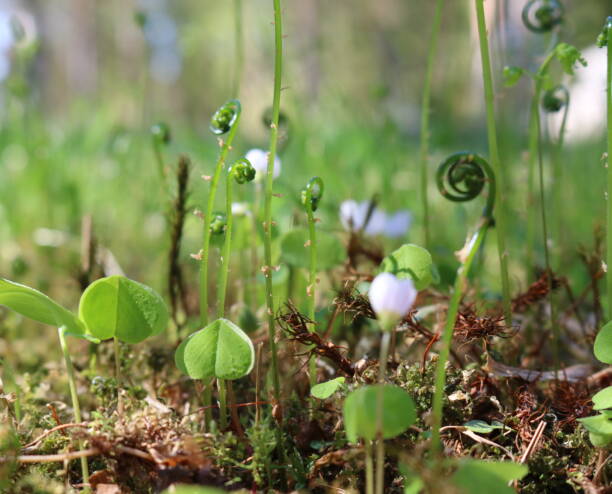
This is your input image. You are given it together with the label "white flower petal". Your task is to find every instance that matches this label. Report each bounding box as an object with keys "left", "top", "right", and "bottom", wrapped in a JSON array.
[
  {"left": 368, "top": 272, "right": 418, "bottom": 325},
  {"left": 384, "top": 210, "right": 412, "bottom": 238}
]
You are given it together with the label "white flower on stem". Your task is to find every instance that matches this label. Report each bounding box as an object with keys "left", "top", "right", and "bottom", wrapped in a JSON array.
[
  {"left": 339, "top": 200, "right": 386, "bottom": 236},
  {"left": 231, "top": 202, "right": 250, "bottom": 216},
  {"left": 384, "top": 210, "right": 412, "bottom": 238},
  {"left": 368, "top": 272, "right": 417, "bottom": 330},
  {"left": 245, "top": 148, "right": 281, "bottom": 183}
]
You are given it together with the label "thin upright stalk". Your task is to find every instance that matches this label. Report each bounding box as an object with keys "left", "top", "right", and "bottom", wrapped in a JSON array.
[
  {"left": 375, "top": 331, "right": 391, "bottom": 494},
  {"left": 218, "top": 176, "right": 235, "bottom": 318},
  {"left": 263, "top": 0, "right": 283, "bottom": 413},
  {"left": 200, "top": 114, "right": 241, "bottom": 327},
  {"left": 113, "top": 337, "right": 123, "bottom": 417},
  {"left": 306, "top": 204, "right": 317, "bottom": 387},
  {"left": 419, "top": 0, "right": 444, "bottom": 248},
  {"left": 365, "top": 440, "right": 374, "bottom": 494},
  {"left": 430, "top": 222, "right": 490, "bottom": 454},
  {"left": 474, "top": 0, "right": 512, "bottom": 324},
  {"left": 233, "top": 0, "right": 244, "bottom": 97},
  {"left": 57, "top": 327, "right": 89, "bottom": 485},
  {"left": 217, "top": 378, "right": 228, "bottom": 430},
  {"left": 606, "top": 24, "right": 612, "bottom": 317}
]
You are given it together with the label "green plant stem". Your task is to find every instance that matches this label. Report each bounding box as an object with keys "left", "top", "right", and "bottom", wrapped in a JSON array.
[
  {"left": 475, "top": 0, "right": 512, "bottom": 324},
  {"left": 551, "top": 96, "right": 569, "bottom": 268},
  {"left": 57, "top": 327, "right": 89, "bottom": 486},
  {"left": 430, "top": 222, "right": 490, "bottom": 455},
  {"left": 152, "top": 140, "right": 167, "bottom": 190},
  {"left": 199, "top": 115, "right": 241, "bottom": 327},
  {"left": 365, "top": 440, "right": 374, "bottom": 494},
  {"left": 217, "top": 173, "right": 237, "bottom": 430},
  {"left": 113, "top": 336, "right": 123, "bottom": 418},
  {"left": 200, "top": 379, "right": 213, "bottom": 431},
  {"left": 526, "top": 100, "right": 538, "bottom": 277},
  {"left": 306, "top": 202, "right": 318, "bottom": 388},
  {"left": 233, "top": 0, "right": 244, "bottom": 97},
  {"left": 218, "top": 177, "right": 234, "bottom": 318},
  {"left": 217, "top": 378, "right": 228, "bottom": 430},
  {"left": 263, "top": 0, "right": 283, "bottom": 414},
  {"left": 419, "top": 0, "right": 444, "bottom": 248},
  {"left": 375, "top": 330, "right": 391, "bottom": 494},
  {"left": 607, "top": 26, "right": 612, "bottom": 318}
]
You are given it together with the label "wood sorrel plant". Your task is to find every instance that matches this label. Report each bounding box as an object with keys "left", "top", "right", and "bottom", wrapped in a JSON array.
[
  {"left": 418, "top": 0, "right": 444, "bottom": 248},
  {"left": 430, "top": 152, "right": 496, "bottom": 455},
  {"left": 301, "top": 176, "right": 324, "bottom": 387},
  {"left": 200, "top": 99, "right": 241, "bottom": 327},
  {"left": 0, "top": 275, "right": 168, "bottom": 486},
  {"left": 350, "top": 272, "right": 417, "bottom": 494},
  {"left": 474, "top": 0, "right": 512, "bottom": 325}
]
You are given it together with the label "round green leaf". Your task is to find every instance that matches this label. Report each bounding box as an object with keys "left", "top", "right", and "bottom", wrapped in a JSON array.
[
  {"left": 311, "top": 377, "right": 345, "bottom": 399},
  {"left": 452, "top": 460, "right": 528, "bottom": 494},
  {"left": 175, "top": 318, "right": 255, "bottom": 381},
  {"left": 592, "top": 386, "right": 612, "bottom": 411},
  {"left": 594, "top": 321, "right": 612, "bottom": 364},
  {"left": 78, "top": 275, "right": 168, "bottom": 344},
  {"left": 343, "top": 384, "right": 416, "bottom": 443},
  {"left": 0, "top": 278, "right": 84, "bottom": 335},
  {"left": 379, "top": 244, "right": 437, "bottom": 290},
  {"left": 280, "top": 228, "right": 346, "bottom": 270}
]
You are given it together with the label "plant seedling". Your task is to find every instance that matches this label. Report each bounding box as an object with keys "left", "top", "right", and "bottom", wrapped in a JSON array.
[
  {"left": 175, "top": 318, "right": 254, "bottom": 429},
  {"left": 78, "top": 275, "right": 169, "bottom": 415},
  {"left": 343, "top": 384, "right": 416, "bottom": 494},
  {"left": 0, "top": 278, "right": 93, "bottom": 484}
]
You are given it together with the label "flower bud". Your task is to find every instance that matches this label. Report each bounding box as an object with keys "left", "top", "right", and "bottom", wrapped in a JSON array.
[{"left": 368, "top": 273, "right": 417, "bottom": 330}]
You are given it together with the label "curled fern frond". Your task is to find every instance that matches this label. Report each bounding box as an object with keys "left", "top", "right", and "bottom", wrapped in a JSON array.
[
  {"left": 522, "top": 0, "right": 564, "bottom": 33},
  {"left": 301, "top": 176, "right": 324, "bottom": 212},
  {"left": 229, "top": 158, "right": 256, "bottom": 184},
  {"left": 210, "top": 99, "right": 241, "bottom": 135},
  {"left": 436, "top": 152, "right": 495, "bottom": 219},
  {"left": 541, "top": 84, "right": 569, "bottom": 113}
]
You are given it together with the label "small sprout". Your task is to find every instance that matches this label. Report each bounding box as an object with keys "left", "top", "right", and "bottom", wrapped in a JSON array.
[
  {"left": 368, "top": 272, "right": 418, "bottom": 330},
  {"left": 554, "top": 42, "right": 587, "bottom": 76},
  {"left": 209, "top": 212, "right": 227, "bottom": 234},
  {"left": 229, "top": 157, "right": 256, "bottom": 184},
  {"left": 521, "top": 0, "right": 564, "bottom": 33},
  {"left": 343, "top": 384, "right": 416, "bottom": 443},
  {"left": 301, "top": 176, "right": 324, "bottom": 212},
  {"left": 596, "top": 16, "right": 612, "bottom": 48},
  {"left": 150, "top": 122, "right": 171, "bottom": 145},
  {"left": 502, "top": 66, "right": 526, "bottom": 87},
  {"left": 78, "top": 275, "right": 168, "bottom": 344},
  {"left": 311, "top": 377, "right": 345, "bottom": 399},
  {"left": 541, "top": 84, "right": 568, "bottom": 113},
  {"left": 210, "top": 99, "right": 241, "bottom": 135},
  {"left": 245, "top": 148, "right": 281, "bottom": 182},
  {"left": 175, "top": 318, "right": 255, "bottom": 380},
  {"left": 463, "top": 420, "right": 504, "bottom": 434}
]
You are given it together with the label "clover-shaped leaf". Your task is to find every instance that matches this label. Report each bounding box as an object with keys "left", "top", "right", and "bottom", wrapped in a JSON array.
[
  {"left": 379, "top": 244, "right": 438, "bottom": 290},
  {"left": 175, "top": 318, "right": 255, "bottom": 381},
  {"left": 452, "top": 460, "right": 528, "bottom": 494},
  {"left": 78, "top": 275, "right": 168, "bottom": 344},
  {"left": 343, "top": 385, "right": 416, "bottom": 443}
]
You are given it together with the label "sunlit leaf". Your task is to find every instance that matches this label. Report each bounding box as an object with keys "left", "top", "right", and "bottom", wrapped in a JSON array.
[
  {"left": 311, "top": 377, "right": 345, "bottom": 399},
  {"left": 594, "top": 321, "right": 612, "bottom": 364},
  {"left": 452, "top": 460, "right": 528, "bottom": 494},
  {"left": 592, "top": 386, "right": 612, "bottom": 411},
  {"left": 379, "top": 244, "right": 437, "bottom": 290}
]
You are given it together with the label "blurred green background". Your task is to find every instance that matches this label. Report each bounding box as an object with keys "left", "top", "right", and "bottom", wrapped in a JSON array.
[{"left": 0, "top": 0, "right": 610, "bottom": 310}]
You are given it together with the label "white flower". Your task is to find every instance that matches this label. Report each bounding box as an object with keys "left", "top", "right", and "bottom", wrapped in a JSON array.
[
  {"left": 339, "top": 200, "right": 386, "bottom": 236},
  {"left": 368, "top": 272, "right": 417, "bottom": 329},
  {"left": 245, "top": 148, "right": 281, "bottom": 183},
  {"left": 231, "top": 202, "right": 250, "bottom": 216},
  {"left": 384, "top": 210, "right": 412, "bottom": 238}
]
